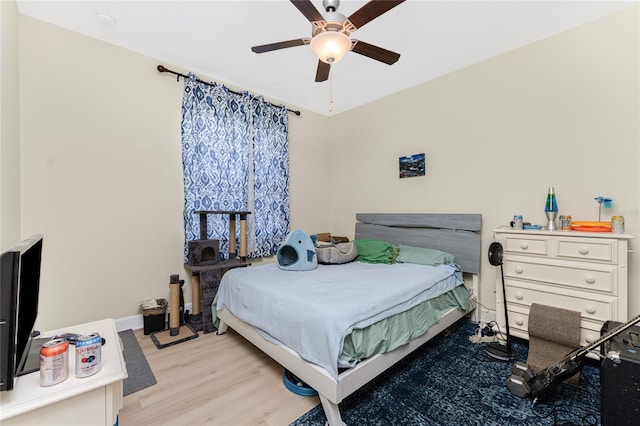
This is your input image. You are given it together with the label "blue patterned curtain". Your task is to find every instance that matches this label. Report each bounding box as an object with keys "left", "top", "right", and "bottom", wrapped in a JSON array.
[{"left": 181, "top": 74, "right": 290, "bottom": 259}]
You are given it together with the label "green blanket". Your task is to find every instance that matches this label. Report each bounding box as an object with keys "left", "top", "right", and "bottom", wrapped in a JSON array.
[{"left": 353, "top": 239, "right": 398, "bottom": 264}]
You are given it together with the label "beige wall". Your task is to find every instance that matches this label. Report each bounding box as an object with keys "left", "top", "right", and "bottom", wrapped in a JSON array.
[
  {"left": 0, "top": 0, "right": 21, "bottom": 250},
  {"left": 328, "top": 6, "right": 640, "bottom": 316},
  {"left": 18, "top": 16, "right": 330, "bottom": 329},
  {"left": 12, "top": 5, "right": 640, "bottom": 329}
]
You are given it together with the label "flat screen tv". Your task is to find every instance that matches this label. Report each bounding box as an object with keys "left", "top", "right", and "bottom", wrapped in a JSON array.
[{"left": 0, "top": 234, "right": 43, "bottom": 391}]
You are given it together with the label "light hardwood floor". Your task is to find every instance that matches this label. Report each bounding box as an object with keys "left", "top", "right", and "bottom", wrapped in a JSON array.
[{"left": 119, "top": 327, "right": 319, "bottom": 426}]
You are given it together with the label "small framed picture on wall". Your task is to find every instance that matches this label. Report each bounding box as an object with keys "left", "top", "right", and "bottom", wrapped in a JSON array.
[{"left": 399, "top": 153, "right": 426, "bottom": 178}]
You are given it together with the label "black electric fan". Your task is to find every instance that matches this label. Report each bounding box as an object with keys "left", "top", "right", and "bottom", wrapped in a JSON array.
[{"left": 486, "top": 242, "right": 515, "bottom": 361}]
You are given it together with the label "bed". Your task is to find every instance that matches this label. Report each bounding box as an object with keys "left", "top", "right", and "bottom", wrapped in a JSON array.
[{"left": 215, "top": 213, "right": 482, "bottom": 425}]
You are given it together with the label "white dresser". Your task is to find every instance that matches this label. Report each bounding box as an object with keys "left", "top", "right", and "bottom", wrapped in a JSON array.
[{"left": 492, "top": 229, "right": 633, "bottom": 347}]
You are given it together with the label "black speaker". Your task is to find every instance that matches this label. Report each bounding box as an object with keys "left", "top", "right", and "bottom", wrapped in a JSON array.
[{"left": 600, "top": 321, "right": 640, "bottom": 426}]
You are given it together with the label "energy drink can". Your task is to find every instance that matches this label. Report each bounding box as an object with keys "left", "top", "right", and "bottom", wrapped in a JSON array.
[
  {"left": 611, "top": 216, "right": 625, "bottom": 233},
  {"left": 40, "top": 338, "right": 69, "bottom": 386},
  {"left": 75, "top": 333, "right": 102, "bottom": 378},
  {"left": 513, "top": 215, "right": 523, "bottom": 230}
]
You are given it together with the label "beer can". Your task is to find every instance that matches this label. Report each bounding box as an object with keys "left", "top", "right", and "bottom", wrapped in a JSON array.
[
  {"left": 611, "top": 216, "right": 625, "bottom": 233},
  {"left": 40, "top": 338, "right": 69, "bottom": 386},
  {"left": 75, "top": 333, "right": 102, "bottom": 378}
]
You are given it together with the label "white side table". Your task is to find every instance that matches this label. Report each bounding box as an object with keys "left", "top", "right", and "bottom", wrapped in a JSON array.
[{"left": 0, "top": 318, "right": 127, "bottom": 425}]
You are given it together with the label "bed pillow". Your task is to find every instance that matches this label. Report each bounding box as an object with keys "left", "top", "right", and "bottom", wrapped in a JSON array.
[
  {"left": 353, "top": 239, "right": 398, "bottom": 264},
  {"left": 316, "top": 242, "right": 358, "bottom": 265},
  {"left": 396, "top": 244, "right": 455, "bottom": 266}
]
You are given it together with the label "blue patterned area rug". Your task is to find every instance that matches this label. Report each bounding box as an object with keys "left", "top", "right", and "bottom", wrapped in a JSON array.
[{"left": 290, "top": 319, "right": 600, "bottom": 426}]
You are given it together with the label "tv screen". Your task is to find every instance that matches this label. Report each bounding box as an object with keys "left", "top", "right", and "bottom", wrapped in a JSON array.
[{"left": 0, "top": 234, "right": 43, "bottom": 391}]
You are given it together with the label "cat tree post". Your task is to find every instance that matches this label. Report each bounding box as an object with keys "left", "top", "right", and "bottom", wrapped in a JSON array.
[
  {"left": 228, "top": 215, "right": 237, "bottom": 258},
  {"left": 169, "top": 274, "right": 181, "bottom": 336},
  {"left": 191, "top": 273, "right": 201, "bottom": 316}
]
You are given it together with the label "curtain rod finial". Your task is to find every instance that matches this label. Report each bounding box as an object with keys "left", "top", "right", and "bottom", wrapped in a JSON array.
[{"left": 157, "top": 65, "right": 167, "bottom": 73}]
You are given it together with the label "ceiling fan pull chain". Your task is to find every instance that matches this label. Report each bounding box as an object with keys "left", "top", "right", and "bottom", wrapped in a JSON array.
[{"left": 328, "top": 73, "right": 334, "bottom": 113}]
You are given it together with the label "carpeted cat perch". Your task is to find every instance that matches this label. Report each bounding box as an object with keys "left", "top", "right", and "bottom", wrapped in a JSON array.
[
  {"left": 151, "top": 274, "right": 198, "bottom": 349},
  {"left": 527, "top": 303, "right": 581, "bottom": 384}
]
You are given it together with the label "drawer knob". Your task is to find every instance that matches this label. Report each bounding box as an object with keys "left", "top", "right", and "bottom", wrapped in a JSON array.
[
  {"left": 515, "top": 318, "right": 524, "bottom": 326},
  {"left": 515, "top": 292, "right": 524, "bottom": 300},
  {"left": 584, "top": 275, "right": 596, "bottom": 284},
  {"left": 585, "top": 305, "right": 596, "bottom": 314},
  {"left": 579, "top": 246, "right": 589, "bottom": 255},
  {"left": 520, "top": 242, "right": 529, "bottom": 250},
  {"left": 515, "top": 266, "right": 524, "bottom": 274}
]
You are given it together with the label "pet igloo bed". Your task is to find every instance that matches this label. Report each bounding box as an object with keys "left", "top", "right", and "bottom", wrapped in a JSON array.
[{"left": 277, "top": 229, "right": 317, "bottom": 271}]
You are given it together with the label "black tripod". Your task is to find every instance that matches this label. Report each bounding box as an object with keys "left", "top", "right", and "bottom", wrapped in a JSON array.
[{"left": 486, "top": 242, "right": 515, "bottom": 361}]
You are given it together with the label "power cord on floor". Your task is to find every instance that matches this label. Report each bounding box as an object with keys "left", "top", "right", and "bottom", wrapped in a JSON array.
[
  {"left": 468, "top": 296, "right": 504, "bottom": 344},
  {"left": 531, "top": 399, "right": 598, "bottom": 426},
  {"left": 469, "top": 321, "right": 500, "bottom": 343}
]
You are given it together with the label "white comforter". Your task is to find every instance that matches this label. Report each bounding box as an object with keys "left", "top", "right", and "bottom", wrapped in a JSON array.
[{"left": 216, "top": 261, "right": 462, "bottom": 379}]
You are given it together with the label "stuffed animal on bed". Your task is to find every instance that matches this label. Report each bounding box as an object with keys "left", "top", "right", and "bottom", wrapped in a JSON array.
[{"left": 277, "top": 229, "right": 317, "bottom": 271}]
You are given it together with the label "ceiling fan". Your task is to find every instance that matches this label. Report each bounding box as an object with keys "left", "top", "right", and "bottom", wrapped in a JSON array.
[{"left": 251, "top": 0, "right": 405, "bottom": 82}]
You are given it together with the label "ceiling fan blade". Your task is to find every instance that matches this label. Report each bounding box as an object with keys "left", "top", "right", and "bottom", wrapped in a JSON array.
[
  {"left": 315, "top": 61, "right": 330, "bottom": 82},
  {"left": 347, "top": 0, "right": 405, "bottom": 30},
  {"left": 351, "top": 40, "right": 400, "bottom": 65},
  {"left": 251, "top": 39, "right": 308, "bottom": 54},
  {"left": 290, "top": 0, "right": 324, "bottom": 23}
]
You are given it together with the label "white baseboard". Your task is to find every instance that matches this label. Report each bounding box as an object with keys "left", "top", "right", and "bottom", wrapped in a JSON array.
[
  {"left": 480, "top": 309, "right": 496, "bottom": 324},
  {"left": 115, "top": 302, "right": 193, "bottom": 332},
  {"left": 469, "top": 296, "right": 496, "bottom": 324}
]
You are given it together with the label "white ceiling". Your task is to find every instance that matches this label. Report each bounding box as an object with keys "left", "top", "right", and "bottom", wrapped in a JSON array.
[{"left": 16, "top": 1, "right": 635, "bottom": 116}]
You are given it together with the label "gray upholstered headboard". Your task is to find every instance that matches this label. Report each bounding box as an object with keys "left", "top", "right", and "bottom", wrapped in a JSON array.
[{"left": 354, "top": 213, "right": 482, "bottom": 274}]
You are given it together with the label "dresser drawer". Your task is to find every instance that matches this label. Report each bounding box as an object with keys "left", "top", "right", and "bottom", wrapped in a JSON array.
[
  {"left": 503, "top": 235, "right": 549, "bottom": 256},
  {"left": 556, "top": 237, "right": 616, "bottom": 263},
  {"left": 505, "top": 284, "right": 616, "bottom": 322},
  {"left": 503, "top": 259, "right": 616, "bottom": 294}
]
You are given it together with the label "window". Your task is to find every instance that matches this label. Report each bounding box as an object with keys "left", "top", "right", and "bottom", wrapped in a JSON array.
[{"left": 181, "top": 76, "right": 290, "bottom": 259}]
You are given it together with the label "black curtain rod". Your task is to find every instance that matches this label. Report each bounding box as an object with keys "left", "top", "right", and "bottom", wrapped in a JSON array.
[{"left": 157, "top": 65, "right": 301, "bottom": 116}]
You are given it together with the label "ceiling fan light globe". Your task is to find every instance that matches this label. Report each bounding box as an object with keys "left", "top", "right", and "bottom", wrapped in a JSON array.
[{"left": 310, "top": 31, "right": 351, "bottom": 64}]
